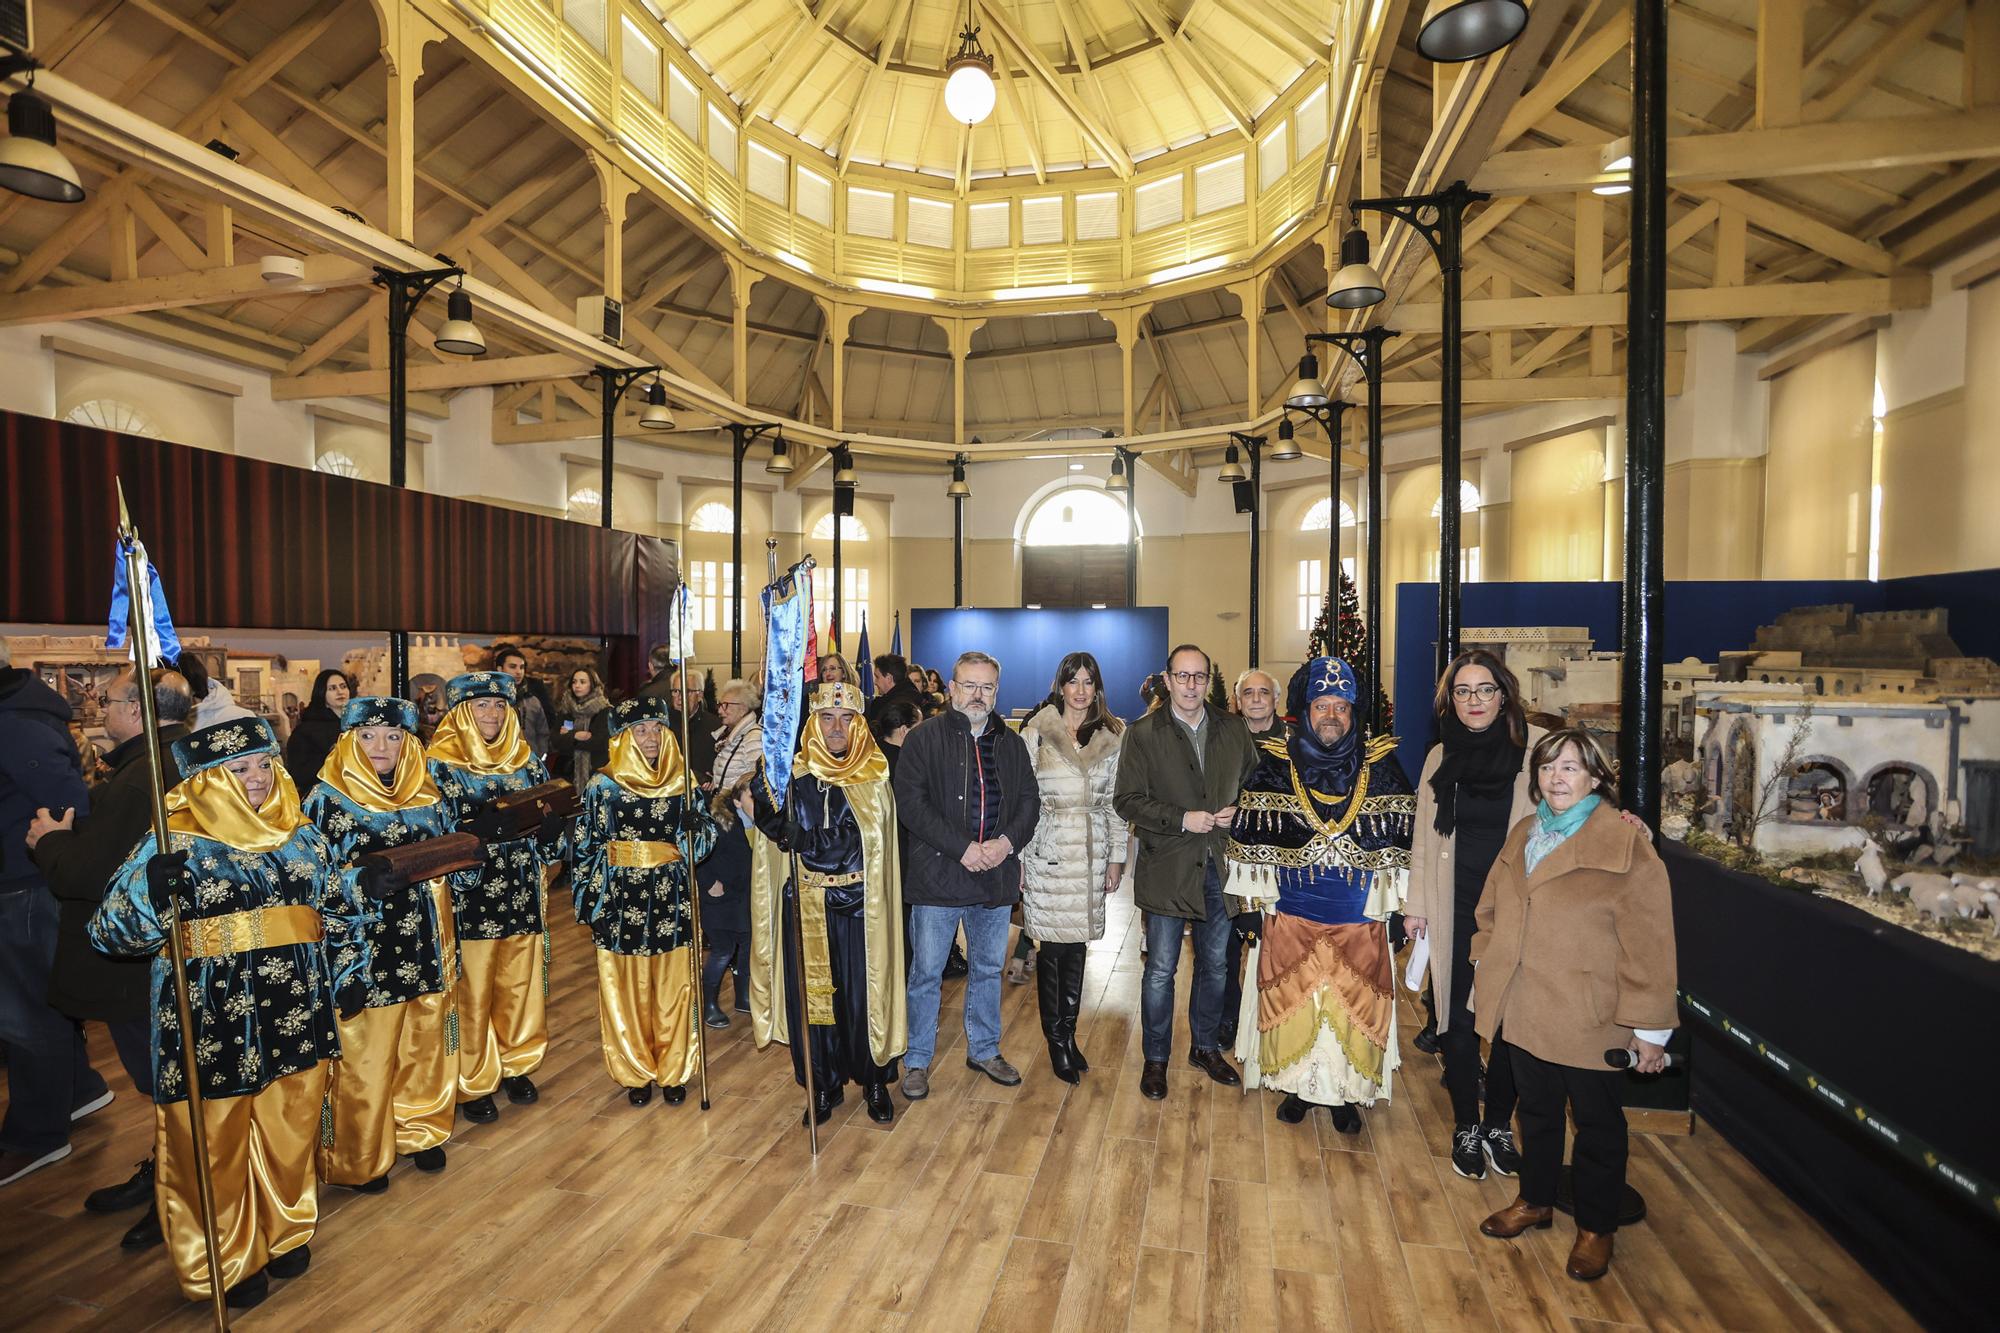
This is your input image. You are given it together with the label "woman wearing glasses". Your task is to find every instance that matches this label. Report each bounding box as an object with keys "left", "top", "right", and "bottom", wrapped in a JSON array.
[{"left": 1404, "top": 649, "right": 1540, "bottom": 1182}]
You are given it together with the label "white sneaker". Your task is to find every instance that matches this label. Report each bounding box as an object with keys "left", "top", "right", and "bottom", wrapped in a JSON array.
[
  {"left": 71, "top": 1089, "right": 114, "bottom": 1122},
  {"left": 0, "top": 1144, "right": 74, "bottom": 1187}
]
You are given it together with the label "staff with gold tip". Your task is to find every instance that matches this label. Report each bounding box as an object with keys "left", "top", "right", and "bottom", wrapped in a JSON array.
[{"left": 672, "top": 580, "right": 718, "bottom": 1110}]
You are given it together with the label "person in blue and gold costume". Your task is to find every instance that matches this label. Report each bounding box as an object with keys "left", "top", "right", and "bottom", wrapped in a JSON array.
[
  {"left": 1225, "top": 655, "right": 1414, "bottom": 1135},
  {"left": 572, "top": 697, "right": 716, "bottom": 1107},
  {"left": 748, "top": 681, "right": 906, "bottom": 1126},
  {"left": 426, "top": 672, "right": 568, "bottom": 1125},
  {"left": 89, "top": 717, "right": 371, "bottom": 1311},
  {"left": 302, "top": 696, "right": 459, "bottom": 1189}
]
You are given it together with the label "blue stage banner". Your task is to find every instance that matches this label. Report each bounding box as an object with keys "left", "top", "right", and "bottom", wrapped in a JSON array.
[{"left": 909, "top": 606, "right": 1171, "bottom": 719}]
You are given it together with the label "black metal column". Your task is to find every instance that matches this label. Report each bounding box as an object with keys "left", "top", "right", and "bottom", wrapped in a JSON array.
[
  {"left": 1123, "top": 447, "right": 1138, "bottom": 605},
  {"left": 1309, "top": 327, "right": 1396, "bottom": 735},
  {"left": 1328, "top": 403, "right": 1347, "bottom": 630},
  {"left": 831, "top": 507, "right": 844, "bottom": 648},
  {"left": 1436, "top": 191, "right": 1469, "bottom": 678},
  {"left": 599, "top": 373, "right": 617, "bottom": 530},
  {"left": 378, "top": 265, "right": 459, "bottom": 701},
  {"left": 1248, "top": 437, "right": 1263, "bottom": 669},
  {"left": 952, "top": 493, "right": 965, "bottom": 607},
  {"left": 1622, "top": 0, "right": 1668, "bottom": 829},
  {"left": 730, "top": 425, "right": 747, "bottom": 677}
]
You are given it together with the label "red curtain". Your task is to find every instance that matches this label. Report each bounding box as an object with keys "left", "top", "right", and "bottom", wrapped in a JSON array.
[{"left": 1, "top": 411, "right": 678, "bottom": 658}]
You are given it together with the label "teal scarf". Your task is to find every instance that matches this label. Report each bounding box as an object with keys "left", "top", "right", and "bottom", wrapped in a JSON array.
[{"left": 1525, "top": 794, "right": 1601, "bottom": 872}]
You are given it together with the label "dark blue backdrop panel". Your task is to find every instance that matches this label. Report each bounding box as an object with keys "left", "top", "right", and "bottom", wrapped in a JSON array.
[
  {"left": 910, "top": 607, "right": 1171, "bottom": 718},
  {"left": 1389, "top": 569, "right": 1999, "bottom": 779}
]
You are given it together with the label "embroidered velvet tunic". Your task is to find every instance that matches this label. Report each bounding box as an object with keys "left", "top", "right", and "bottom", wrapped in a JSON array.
[
  {"left": 1226, "top": 735, "right": 1416, "bottom": 925},
  {"left": 572, "top": 773, "right": 716, "bottom": 954},
  {"left": 427, "top": 755, "right": 567, "bottom": 940},
  {"left": 90, "top": 825, "right": 372, "bottom": 1104},
  {"left": 752, "top": 773, "right": 868, "bottom": 904},
  {"left": 302, "top": 784, "right": 456, "bottom": 1008}
]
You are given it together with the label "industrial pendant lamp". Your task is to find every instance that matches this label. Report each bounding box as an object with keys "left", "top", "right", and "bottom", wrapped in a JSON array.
[
  {"left": 766, "top": 436, "right": 794, "bottom": 474},
  {"left": 942, "top": 0, "right": 996, "bottom": 126},
  {"left": 640, "top": 379, "right": 675, "bottom": 430},
  {"left": 1270, "top": 416, "right": 1301, "bottom": 462},
  {"left": 0, "top": 86, "right": 85, "bottom": 204},
  {"left": 433, "top": 282, "right": 487, "bottom": 355},
  {"left": 1417, "top": 0, "right": 1529, "bottom": 63},
  {"left": 1286, "top": 353, "right": 1330, "bottom": 409},
  {"left": 1329, "top": 227, "right": 1387, "bottom": 310},
  {"left": 1217, "top": 444, "right": 1247, "bottom": 484},
  {"left": 833, "top": 446, "right": 858, "bottom": 487},
  {"left": 1106, "top": 450, "right": 1129, "bottom": 493}
]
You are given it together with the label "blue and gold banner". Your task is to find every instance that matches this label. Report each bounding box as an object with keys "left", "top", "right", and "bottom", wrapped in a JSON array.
[{"left": 760, "top": 558, "right": 815, "bottom": 798}]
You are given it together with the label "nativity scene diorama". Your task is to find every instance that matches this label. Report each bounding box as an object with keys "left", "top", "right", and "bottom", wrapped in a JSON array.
[{"left": 1464, "top": 604, "right": 2000, "bottom": 958}]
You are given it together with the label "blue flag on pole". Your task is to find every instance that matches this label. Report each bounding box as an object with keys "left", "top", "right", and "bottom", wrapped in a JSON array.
[
  {"left": 105, "top": 537, "right": 182, "bottom": 667},
  {"left": 760, "top": 560, "right": 814, "bottom": 799},
  {"left": 856, "top": 612, "right": 873, "bottom": 699},
  {"left": 890, "top": 611, "right": 902, "bottom": 659}
]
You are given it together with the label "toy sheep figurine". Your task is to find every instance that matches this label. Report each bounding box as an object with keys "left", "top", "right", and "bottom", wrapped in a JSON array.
[
  {"left": 1948, "top": 875, "right": 2000, "bottom": 935},
  {"left": 1854, "top": 839, "right": 1891, "bottom": 898},
  {"left": 1894, "top": 871, "right": 1957, "bottom": 919}
]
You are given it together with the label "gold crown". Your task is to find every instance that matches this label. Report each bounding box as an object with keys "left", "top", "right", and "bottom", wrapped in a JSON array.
[{"left": 810, "top": 681, "right": 865, "bottom": 713}]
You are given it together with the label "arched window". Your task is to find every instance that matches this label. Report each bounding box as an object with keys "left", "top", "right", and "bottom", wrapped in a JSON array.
[
  {"left": 1430, "top": 480, "right": 1482, "bottom": 518},
  {"left": 66, "top": 399, "right": 160, "bottom": 438},
  {"left": 687, "top": 501, "right": 735, "bottom": 533},
  {"left": 810, "top": 513, "right": 870, "bottom": 541},
  {"left": 1301, "top": 497, "right": 1357, "bottom": 531},
  {"left": 567, "top": 486, "right": 603, "bottom": 523},
  {"left": 1023, "top": 487, "right": 1129, "bottom": 546},
  {"left": 314, "top": 451, "right": 361, "bottom": 479}
]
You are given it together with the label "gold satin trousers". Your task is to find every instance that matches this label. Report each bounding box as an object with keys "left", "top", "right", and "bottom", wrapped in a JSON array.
[
  {"left": 595, "top": 946, "right": 697, "bottom": 1089},
  {"left": 455, "top": 932, "right": 548, "bottom": 1100},
  {"left": 319, "top": 988, "right": 455, "bottom": 1185},
  {"left": 154, "top": 1061, "right": 328, "bottom": 1301}
]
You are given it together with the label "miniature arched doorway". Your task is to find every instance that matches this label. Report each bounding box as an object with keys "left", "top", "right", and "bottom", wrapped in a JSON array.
[
  {"left": 1784, "top": 756, "right": 1856, "bottom": 823},
  {"left": 1861, "top": 763, "right": 1939, "bottom": 828}
]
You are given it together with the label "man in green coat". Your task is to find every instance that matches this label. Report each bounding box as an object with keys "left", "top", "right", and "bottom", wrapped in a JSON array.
[{"left": 1114, "top": 643, "right": 1258, "bottom": 1101}]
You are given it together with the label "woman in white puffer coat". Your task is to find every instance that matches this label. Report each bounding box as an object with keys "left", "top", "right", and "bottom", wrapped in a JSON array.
[{"left": 1019, "top": 651, "right": 1127, "bottom": 1084}]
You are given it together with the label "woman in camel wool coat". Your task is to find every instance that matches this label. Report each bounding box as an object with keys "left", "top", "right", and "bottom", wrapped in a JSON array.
[{"left": 1019, "top": 653, "right": 1127, "bottom": 1084}]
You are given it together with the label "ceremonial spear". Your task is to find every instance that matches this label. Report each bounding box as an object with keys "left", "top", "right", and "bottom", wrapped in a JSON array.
[
  {"left": 114, "top": 482, "right": 230, "bottom": 1331},
  {"left": 767, "top": 539, "right": 822, "bottom": 1154},
  {"left": 671, "top": 584, "right": 713, "bottom": 1111}
]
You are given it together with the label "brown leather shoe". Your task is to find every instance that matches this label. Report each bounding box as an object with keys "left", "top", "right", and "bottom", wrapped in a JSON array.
[
  {"left": 1139, "top": 1060, "right": 1169, "bottom": 1100},
  {"left": 1186, "top": 1048, "right": 1242, "bottom": 1087},
  {"left": 1478, "top": 1197, "right": 1555, "bottom": 1239},
  {"left": 1566, "top": 1228, "right": 1614, "bottom": 1281}
]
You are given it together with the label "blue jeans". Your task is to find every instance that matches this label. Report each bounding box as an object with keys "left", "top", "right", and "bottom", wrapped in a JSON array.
[
  {"left": 1142, "top": 859, "right": 1232, "bottom": 1062},
  {"left": 905, "top": 903, "right": 1012, "bottom": 1069},
  {"left": 0, "top": 887, "right": 105, "bottom": 1155}
]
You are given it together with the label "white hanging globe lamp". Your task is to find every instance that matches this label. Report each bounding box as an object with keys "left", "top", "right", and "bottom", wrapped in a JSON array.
[{"left": 943, "top": 7, "right": 996, "bottom": 126}]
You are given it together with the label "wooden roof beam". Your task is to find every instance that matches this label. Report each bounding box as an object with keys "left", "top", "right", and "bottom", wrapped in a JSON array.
[
  {"left": 0, "top": 256, "right": 371, "bottom": 327},
  {"left": 1128, "top": 0, "right": 1254, "bottom": 139},
  {"left": 989, "top": 40, "right": 1046, "bottom": 185},
  {"left": 739, "top": 2, "right": 837, "bottom": 118},
  {"left": 837, "top": 0, "right": 918, "bottom": 173},
  {"left": 1392, "top": 275, "right": 1928, "bottom": 332},
  {"left": 980, "top": 0, "right": 1135, "bottom": 177},
  {"left": 273, "top": 352, "right": 589, "bottom": 401}
]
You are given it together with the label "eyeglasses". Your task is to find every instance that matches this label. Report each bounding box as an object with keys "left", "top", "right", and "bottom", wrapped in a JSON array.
[
  {"left": 953, "top": 680, "right": 997, "bottom": 696},
  {"left": 1451, "top": 684, "right": 1502, "bottom": 701},
  {"left": 1169, "top": 671, "right": 1211, "bottom": 686},
  {"left": 108, "top": 694, "right": 141, "bottom": 707}
]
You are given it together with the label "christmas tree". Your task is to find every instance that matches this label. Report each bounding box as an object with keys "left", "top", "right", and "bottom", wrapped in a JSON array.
[{"left": 1307, "top": 566, "right": 1393, "bottom": 733}]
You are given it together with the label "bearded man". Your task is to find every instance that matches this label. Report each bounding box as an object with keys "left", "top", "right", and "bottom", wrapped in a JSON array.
[{"left": 1225, "top": 656, "right": 1414, "bottom": 1133}]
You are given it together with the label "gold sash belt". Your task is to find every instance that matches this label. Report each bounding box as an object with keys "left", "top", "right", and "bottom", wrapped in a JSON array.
[
  {"left": 792, "top": 867, "right": 858, "bottom": 1025},
  {"left": 796, "top": 867, "right": 862, "bottom": 891},
  {"left": 178, "top": 904, "right": 324, "bottom": 959},
  {"left": 607, "top": 839, "right": 682, "bottom": 868}
]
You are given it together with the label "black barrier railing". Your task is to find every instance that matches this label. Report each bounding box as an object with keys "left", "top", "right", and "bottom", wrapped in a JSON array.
[{"left": 1679, "top": 988, "right": 2000, "bottom": 1219}]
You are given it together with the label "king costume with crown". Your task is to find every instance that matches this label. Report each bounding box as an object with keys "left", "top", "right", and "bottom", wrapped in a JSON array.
[{"left": 1224, "top": 655, "right": 1414, "bottom": 1129}]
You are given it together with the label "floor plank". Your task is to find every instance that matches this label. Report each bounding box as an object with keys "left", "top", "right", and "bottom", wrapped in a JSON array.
[{"left": 0, "top": 890, "right": 1922, "bottom": 1331}]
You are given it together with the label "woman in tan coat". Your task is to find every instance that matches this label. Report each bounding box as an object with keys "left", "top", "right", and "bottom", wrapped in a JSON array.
[
  {"left": 1470, "top": 728, "right": 1677, "bottom": 1284},
  {"left": 1019, "top": 652, "right": 1126, "bottom": 1084},
  {"left": 1406, "top": 649, "right": 1541, "bottom": 1182}
]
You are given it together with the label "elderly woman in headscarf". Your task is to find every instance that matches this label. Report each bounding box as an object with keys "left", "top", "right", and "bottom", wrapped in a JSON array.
[
  {"left": 91, "top": 718, "right": 370, "bottom": 1311},
  {"left": 571, "top": 697, "right": 716, "bottom": 1105},
  {"left": 302, "top": 696, "right": 459, "bottom": 1189}
]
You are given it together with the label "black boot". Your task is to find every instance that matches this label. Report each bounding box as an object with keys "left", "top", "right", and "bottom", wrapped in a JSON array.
[
  {"left": 1038, "top": 950, "right": 1076, "bottom": 1084},
  {"left": 702, "top": 949, "right": 732, "bottom": 1029},
  {"left": 1058, "top": 942, "right": 1089, "bottom": 1073},
  {"left": 122, "top": 1204, "right": 163, "bottom": 1249},
  {"left": 942, "top": 944, "right": 969, "bottom": 980}
]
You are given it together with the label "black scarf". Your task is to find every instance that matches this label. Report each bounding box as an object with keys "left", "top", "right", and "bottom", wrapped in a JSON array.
[{"left": 1429, "top": 712, "right": 1523, "bottom": 834}]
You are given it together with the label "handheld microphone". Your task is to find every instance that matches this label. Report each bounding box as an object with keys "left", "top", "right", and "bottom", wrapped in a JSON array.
[{"left": 1605, "top": 1048, "right": 1676, "bottom": 1070}]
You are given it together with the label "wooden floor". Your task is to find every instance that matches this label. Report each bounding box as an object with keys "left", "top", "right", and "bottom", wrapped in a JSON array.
[{"left": 3, "top": 890, "right": 1917, "bottom": 1331}]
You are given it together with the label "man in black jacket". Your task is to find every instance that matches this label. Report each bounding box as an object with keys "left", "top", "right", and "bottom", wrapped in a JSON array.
[
  {"left": 28, "top": 666, "right": 190, "bottom": 1242},
  {"left": 1, "top": 643, "right": 102, "bottom": 1189},
  {"left": 893, "top": 651, "right": 1040, "bottom": 1099},
  {"left": 866, "top": 653, "right": 924, "bottom": 733}
]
